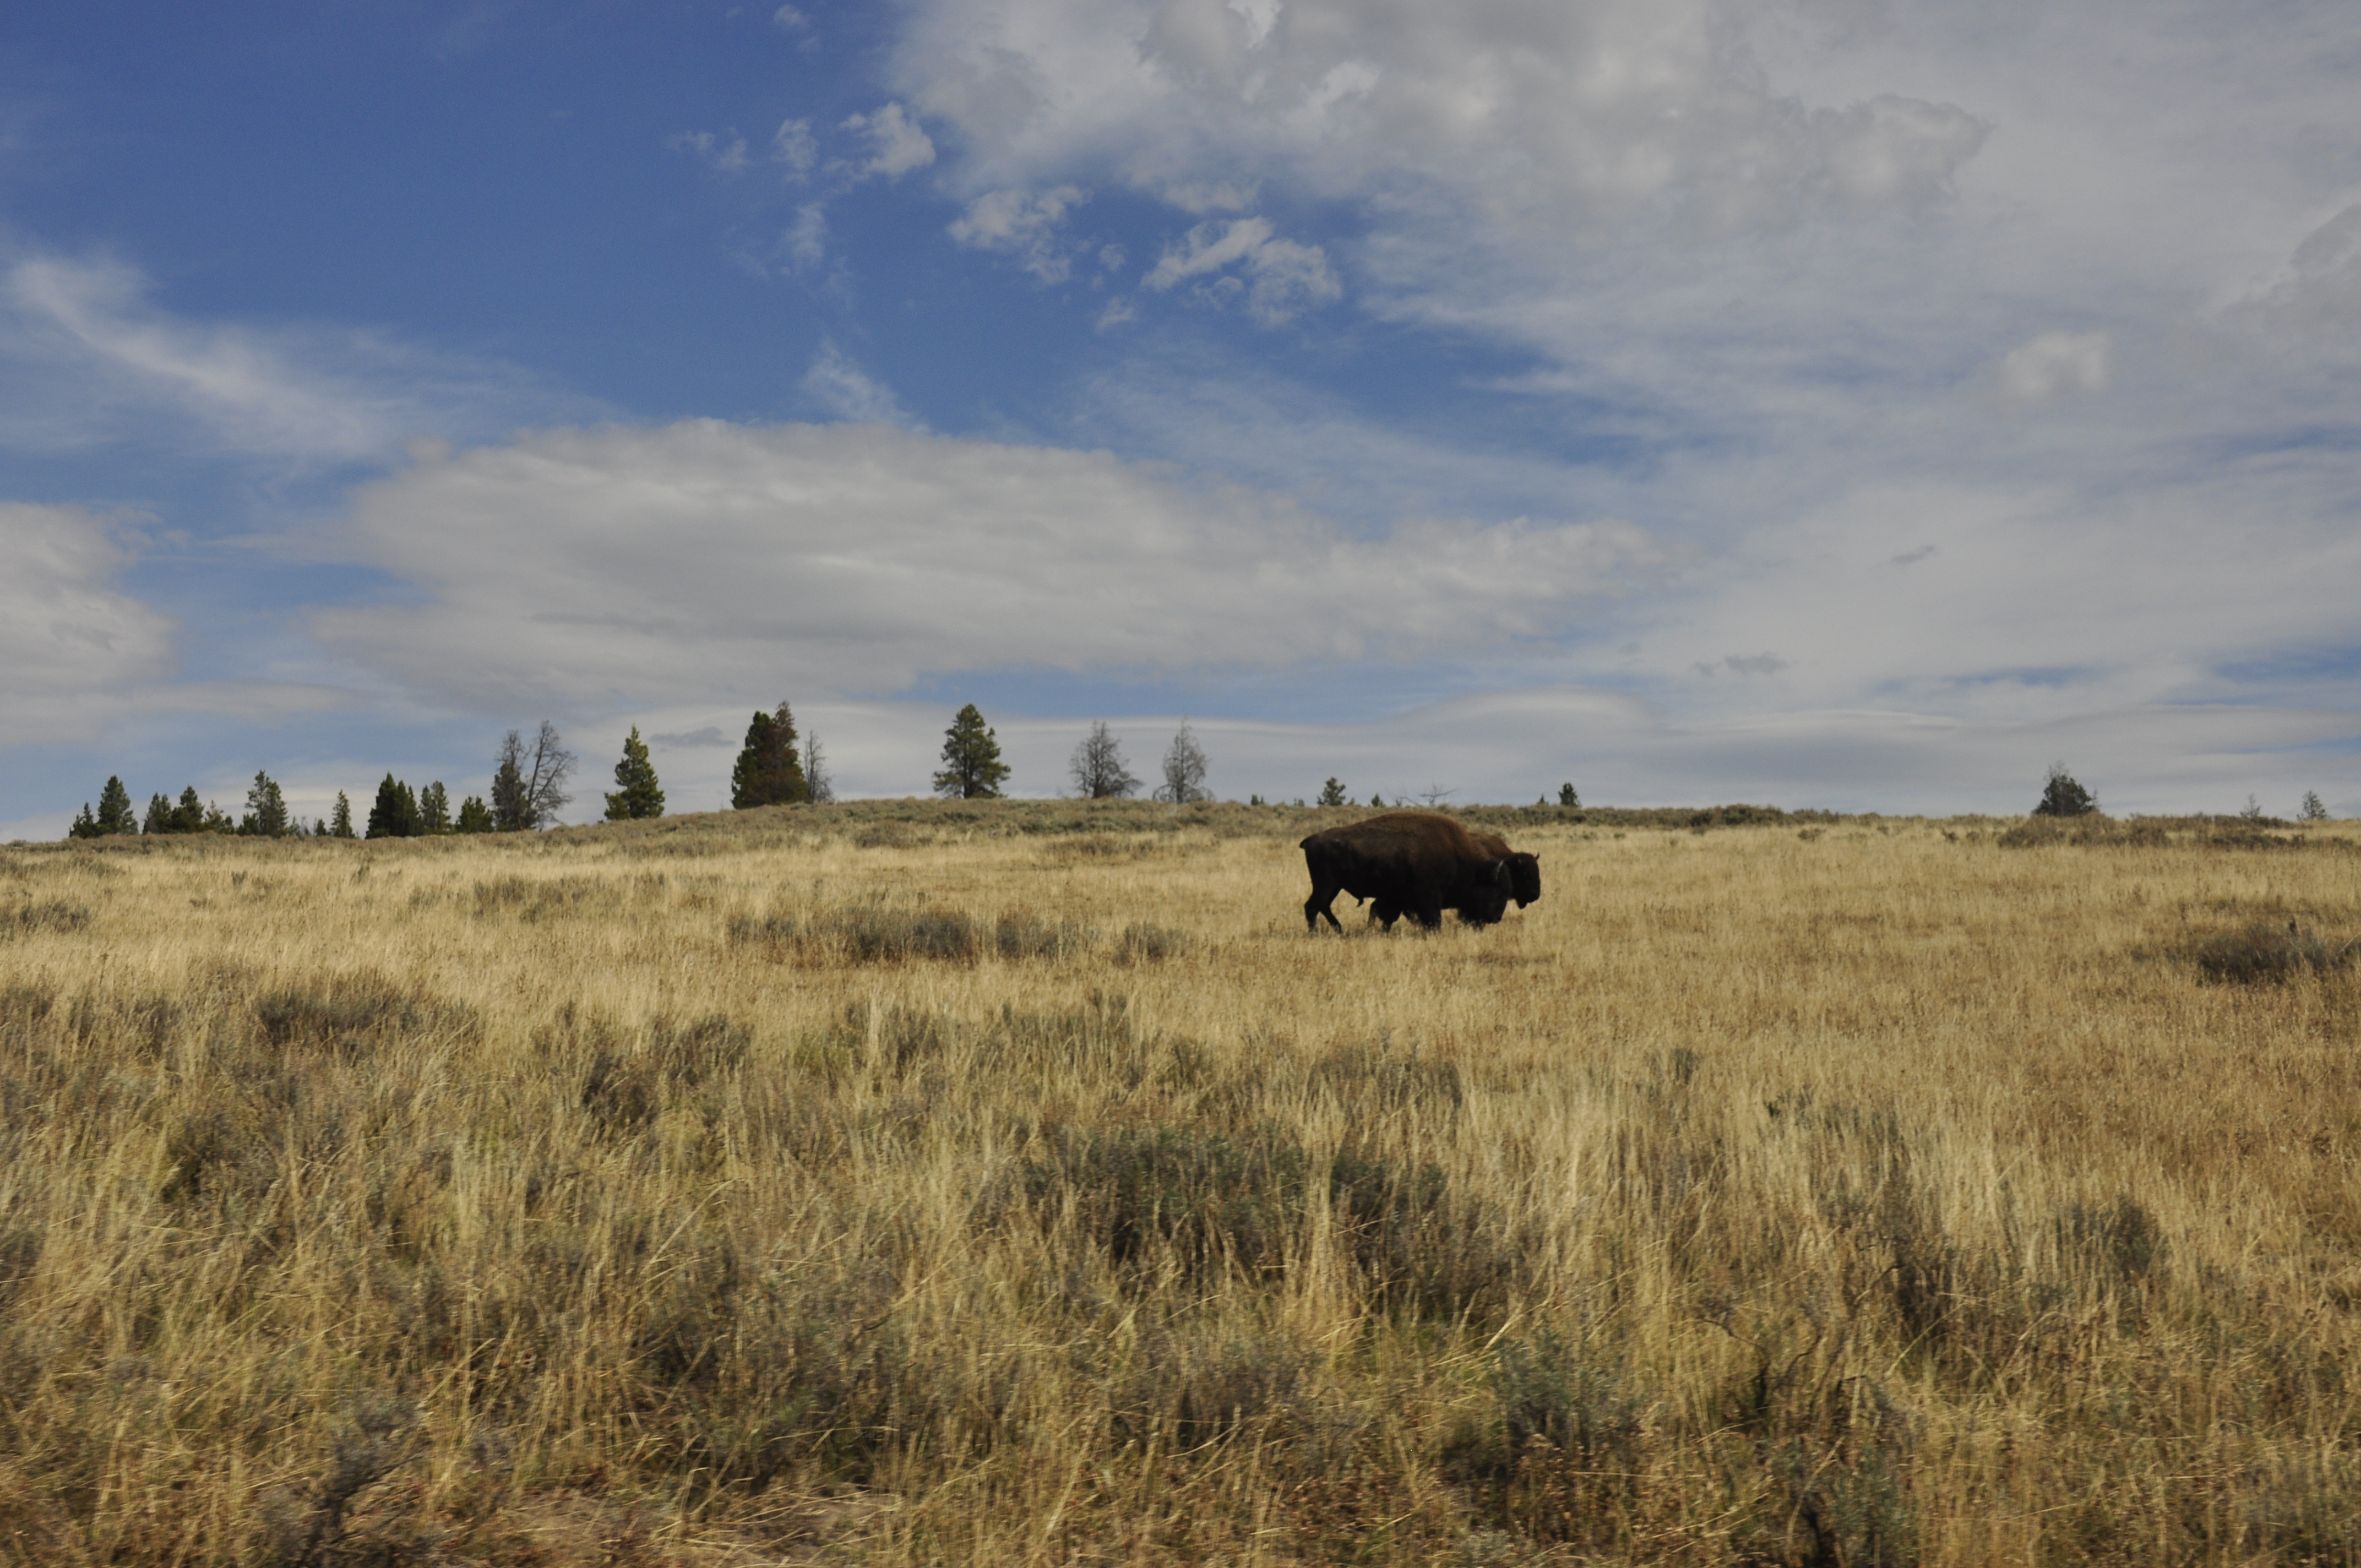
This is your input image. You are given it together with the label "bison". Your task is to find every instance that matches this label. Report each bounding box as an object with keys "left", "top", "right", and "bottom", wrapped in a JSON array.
[{"left": 1299, "top": 812, "right": 1542, "bottom": 933}]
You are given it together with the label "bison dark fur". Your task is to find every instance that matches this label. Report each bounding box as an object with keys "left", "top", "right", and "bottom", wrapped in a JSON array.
[{"left": 1299, "top": 812, "right": 1542, "bottom": 933}]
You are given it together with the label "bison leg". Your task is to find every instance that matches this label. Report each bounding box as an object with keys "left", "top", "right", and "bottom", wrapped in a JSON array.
[
  {"left": 1304, "top": 881, "right": 1345, "bottom": 932},
  {"left": 1413, "top": 894, "right": 1444, "bottom": 930},
  {"left": 1370, "top": 900, "right": 1402, "bottom": 930}
]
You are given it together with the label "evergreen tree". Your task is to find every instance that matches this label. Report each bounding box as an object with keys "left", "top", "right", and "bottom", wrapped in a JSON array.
[
  {"left": 330, "top": 792, "right": 356, "bottom": 839},
  {"left": 241, "top": 771, "right": 290, "bottom": 837},
  {"left": 1069, "top": 722, "right": 1140, "bottom": 798},
  {"left": 2300, "top": 790, "right": 2330, "bottom": 822},
  {"left": 144, "top": 786, "right": 211, "bottom": 835},
  {"left": 604, "top": 727, "right": 666, "bottom": 820},
  {"left": 933, "top": 704, "right": 1009, "bottom": 799},
  {"left": 1317, "top": 777, "right": 1348, "bottom": 808},
  {"left": 367, "top": 774, "right": 422, "bottom": 838},
  {"left": 1559, "top": 782, "right": 1580, "bottom": 808},
  {"left": 2032, "top": 762, "right": 2098, "bottom": 818},
  {"left": 491, "top": 723, "right": 575, "bottom": 830},
  {"left": 455, "top": 795, "right": 494, "bottom": 834},
  {"left": 730, "top": 704, "right": 807, "bottom": 808},
  {"left": 491, "top": 732, "right": 531, "bottom": 831},
  {"left": 96, "top": 776, "right": 135, "bottom": 835},
  {"left": 68, "top": 804, "right": 100, "bottom": 840},
  {"left": 417, "top": 782, "right": 450, "bottom": 834}
]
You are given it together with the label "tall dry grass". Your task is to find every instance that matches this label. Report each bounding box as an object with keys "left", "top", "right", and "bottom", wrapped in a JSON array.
[{"left": 1, "top": 802, "right": 2358, "bottom": 1565}]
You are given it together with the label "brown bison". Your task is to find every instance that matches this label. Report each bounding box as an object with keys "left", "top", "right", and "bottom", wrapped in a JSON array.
[{"left": 1300, "top": 812, "right": 1542, "bottom": 933}]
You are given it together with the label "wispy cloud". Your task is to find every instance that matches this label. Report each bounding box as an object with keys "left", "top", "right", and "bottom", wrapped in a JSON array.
[
  {"left": 0, "top": 252, "right": 590, "bottom": 464},
  {"left": 665, "top": 129, "right": 751, "bottom": 173},
  {"left": 799, "top": 343, "right": 920, "bottom": 426},
  {"left": 1144, "top": 218, "right": 1340, "bottom": 324}
]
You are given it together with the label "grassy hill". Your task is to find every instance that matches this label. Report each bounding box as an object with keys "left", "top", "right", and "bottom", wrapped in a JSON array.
[{"left": 1, "top": 804, "right": 2357, "bottom": 1563}]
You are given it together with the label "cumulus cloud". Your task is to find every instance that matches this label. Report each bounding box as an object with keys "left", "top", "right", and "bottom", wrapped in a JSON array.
[
  {"left": 1990, "top": 330, "right": 2112, "bottom": 406},
  {"left": 1144, "top": 217, "right": 1341, "bottom": 323},
  {"left": 837, "top": 102, "right": 935, "bottom": 182},
  {"left": 310, "top": 420, "right": 1662, "bottom": 709},
  {"left": 0, "top": 504, "right": 177, "bottom": 738},
  {"left": 948, "top": 186, "right": 1089, "bottom": 281}
]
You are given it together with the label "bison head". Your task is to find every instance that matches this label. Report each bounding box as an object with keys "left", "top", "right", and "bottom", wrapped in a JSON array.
[{"left": 1503, "top": 851, "right": 1541, "bottom": 908}]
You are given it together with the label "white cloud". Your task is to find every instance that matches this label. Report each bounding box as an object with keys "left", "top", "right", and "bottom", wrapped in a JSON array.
[
  {"left": 891, "top": 0, "right": 1987, "bottom": 235},
  {"left": 1144, "top": 217, "right": 1341, "bottom": 323},
  {"left": 779, "top": 203, "right": 829, "bottom": 270},
  {"left": 1990, "top": 330, "right": 2112, "bottom": 406},
  {"left": 666, "top": 129, "right": 752, "bottom": 173},
  {"left": 0, "top": 504, "right": 176, "bottom": 740},
  {"left": 771, "top": 118, "right": 819, "bottom": 177},
  {"left": 837, "top": 102, "right": 936, "bottom": 182},
  {"left": 773, "top": 4, "right": 808, "bottom": 30},
  {"left": 0, "top": 253, "right": 587, "bottom": 463},
  {"left": 309, "top": 420, "right": 1662, "bottom": 710},
  {"left": 800, "top": 343, "right": 920, "bottom": 426},
  {"left": 948, "top": 186, "right": 1089, "bottom": 281}
]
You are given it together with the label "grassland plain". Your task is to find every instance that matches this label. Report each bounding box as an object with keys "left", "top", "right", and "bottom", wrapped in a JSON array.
[{"left": 1, "top": 799, "right": 2359, "bottom": 1566}]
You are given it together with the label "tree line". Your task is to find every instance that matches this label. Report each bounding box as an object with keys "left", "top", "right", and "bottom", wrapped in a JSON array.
[{"left": 87, "top": 714, "right": 2330, "bottom": 837}]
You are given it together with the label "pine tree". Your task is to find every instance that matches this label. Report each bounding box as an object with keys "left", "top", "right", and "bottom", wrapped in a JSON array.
[
  {"left": 367, "top": 774, "right": 422, "bottom": 837},
  {"left": 96, "top": 776, "right": 135, "bottom": 835},
  {"left": 417, "top": 782, "right": 450, "bottom": 834},
  {"left": 2300, "top": 791, "right": 2329, "bottom": 822},
  {"left": 604, "top": 728, "right": 666, "bottom": 820},
  {"left": 241, "top": 771, "right": 290, "bottom": 837},
  {"left": 491, "top": 724, "right": 575, "bottom": 830},
  {"left": 2032, "top": 762, "right": 2098, "bottom": 818},
  {"left": 1317, "top": 777, "right": 1348, "bottom": 808},
  {"left": 933, "top": 704, "right": 1009, "bottom": 799},
  {"left": 491, "top": 732, "right": 531, "bottom": 831},
  {"left": 730, "top": 704, "right": 807, "bottom": 808},
  {"left": 330, "top": 792, "right": 356, "bottom": 839},
  {"left": 1559, "top": 782, "right": 1580, "bottom": 808},
  {"left": 456, "top": 795, "right": 494, "bottom": 834},
  {"left": 68, "top": 804, "right": 100, "bottom": 840},
  {"left": 145, "top": 786, "right": 211, "bottom": 835}
]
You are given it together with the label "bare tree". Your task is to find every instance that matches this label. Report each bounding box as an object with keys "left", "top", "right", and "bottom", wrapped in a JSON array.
[
  {"left": 1070, "top": 721, "right": 1140, "bottom": 798},
  {"left": 494, "top": 721, "right": 576, "bottom": 830},
  {"left": 1156, "top": 722, "right": 1210, "bottom": 804},
  {"left": 1415, "top": 783, "right": 1456, "bottom": 807},
  {"left": 805, "top": 731, "right": 835, "bottom": 804}
]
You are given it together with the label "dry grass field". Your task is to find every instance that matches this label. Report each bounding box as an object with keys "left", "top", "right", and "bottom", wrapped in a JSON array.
[{"left": 3, "top": 799, "right": 2359, "bottom": 1566}]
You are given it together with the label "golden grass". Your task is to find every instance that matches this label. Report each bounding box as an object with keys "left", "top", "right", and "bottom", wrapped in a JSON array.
[{"left": 2, "top": 801, "right": 2359, "bottom": 1565}]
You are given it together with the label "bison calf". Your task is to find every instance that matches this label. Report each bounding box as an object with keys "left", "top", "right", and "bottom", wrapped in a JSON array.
[{"left": 1299, "top": 812, "right": 1541, "bottom": 933}]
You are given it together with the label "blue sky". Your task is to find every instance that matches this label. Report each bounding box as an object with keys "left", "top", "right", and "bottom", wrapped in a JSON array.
[{"left": 6, "top": 0, "right": 2360, "bottom": 833}]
